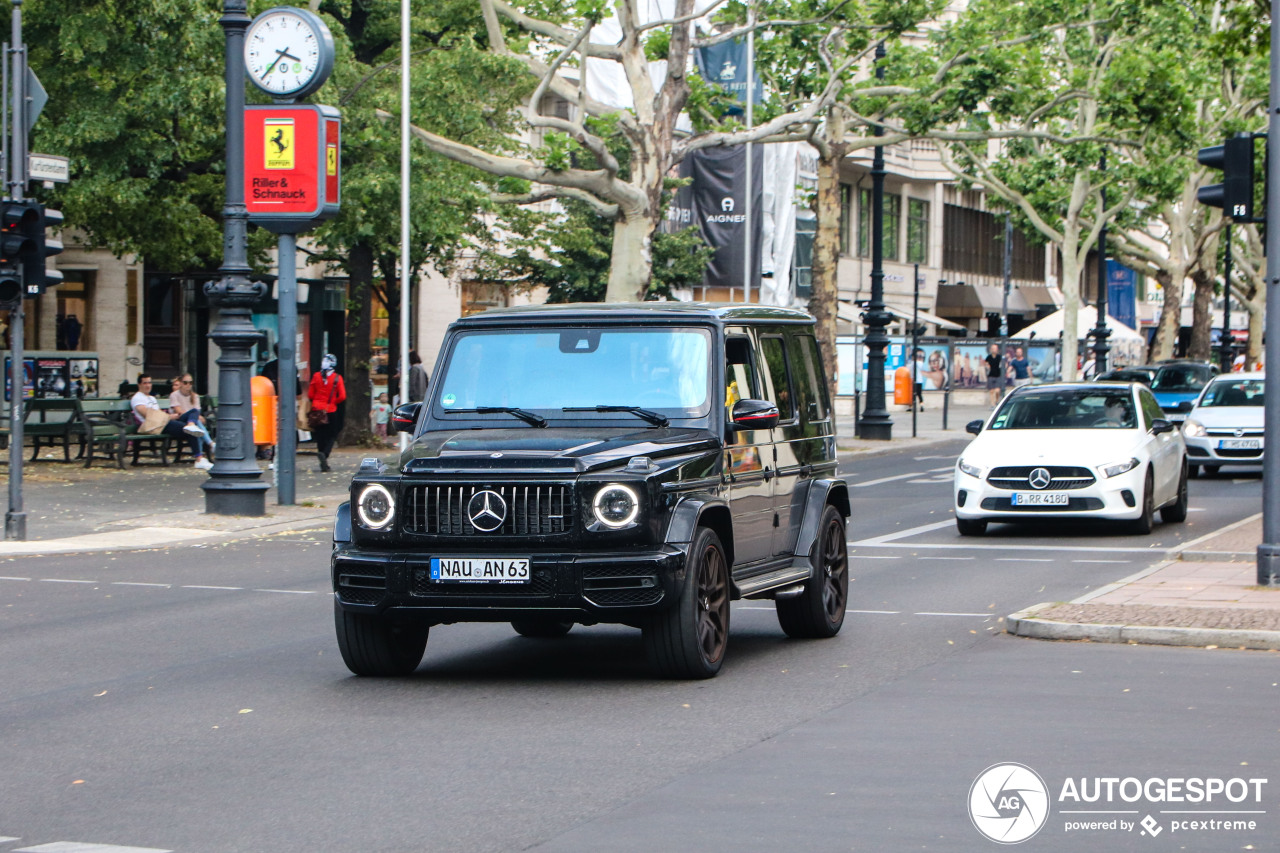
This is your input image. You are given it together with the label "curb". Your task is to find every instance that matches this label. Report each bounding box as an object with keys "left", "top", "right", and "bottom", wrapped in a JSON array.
[{"left": 1007, "top": 602, "right": 1280, "bottom": 651}]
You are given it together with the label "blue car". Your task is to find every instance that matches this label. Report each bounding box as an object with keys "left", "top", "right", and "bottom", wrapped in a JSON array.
[{"left": 1150, "top": 361, "right": 1218, "bottom": 421}]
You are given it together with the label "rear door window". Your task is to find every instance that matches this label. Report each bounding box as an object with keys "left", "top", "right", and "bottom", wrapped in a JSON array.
[{"left": 759, "top": 334, "right": 797, "bottom": 424}]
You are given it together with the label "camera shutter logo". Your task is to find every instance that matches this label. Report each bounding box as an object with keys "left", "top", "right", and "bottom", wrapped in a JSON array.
[
  {"left": 969, "top": 763, "right": 1049, "bottom": 844},
  {"left": 468, "top": 490, "right": 507, "bottom": 532}
]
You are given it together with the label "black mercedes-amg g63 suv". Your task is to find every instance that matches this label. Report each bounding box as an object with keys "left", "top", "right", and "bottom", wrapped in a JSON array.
[{"left": 332, "top": 303, "right": 849, "bottom": 678}]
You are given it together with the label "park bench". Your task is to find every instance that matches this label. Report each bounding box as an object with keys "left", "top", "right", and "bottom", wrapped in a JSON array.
[{"left": 76, "top": 397, "right": 202, "bottom": 469}]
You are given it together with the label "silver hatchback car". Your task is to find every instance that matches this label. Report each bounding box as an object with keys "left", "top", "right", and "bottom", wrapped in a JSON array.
[{"left": 1181, "top": 373, "right": 1264, "bottom": 477}]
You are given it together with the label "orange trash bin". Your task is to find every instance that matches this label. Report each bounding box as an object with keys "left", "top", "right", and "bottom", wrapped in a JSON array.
[
  {"left": 893, "top": 365, "right": 914, "bottom": 405},
  {"left": 251, "top": 374, "right": 278, "bottom": 446}
]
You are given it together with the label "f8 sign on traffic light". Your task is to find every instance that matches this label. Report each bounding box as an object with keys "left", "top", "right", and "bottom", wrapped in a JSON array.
[
  {"left": 1197, "top": 135, "right": 1257, "bottom": 221},
  {"left": 0, "top": 199, "right": 62, "bottom": 302}
]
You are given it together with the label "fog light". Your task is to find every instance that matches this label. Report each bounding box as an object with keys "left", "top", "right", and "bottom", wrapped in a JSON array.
[
  {"left": 957, "top": 490, "right": 968, "bottom": 507},
  {"left": 1121, "top": 490, "right": 1136, "bottom": 508}
]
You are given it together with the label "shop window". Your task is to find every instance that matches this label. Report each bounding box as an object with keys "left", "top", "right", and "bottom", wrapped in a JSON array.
[
  {"left": 907, "top": 198, "right": 930, "bottom": 264},
  {"left": 859, "top": 189, "right": 900, "bottom": 261},
  {"left": 57, "top": 271, "right": 95, "bottom": 351}
]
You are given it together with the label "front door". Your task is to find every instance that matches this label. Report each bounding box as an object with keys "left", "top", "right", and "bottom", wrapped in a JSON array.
[{"left": 724, "top": 330, "right": 773, "bottom": 567}]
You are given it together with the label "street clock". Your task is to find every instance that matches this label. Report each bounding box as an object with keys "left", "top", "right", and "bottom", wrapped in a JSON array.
[{"left": 244, "top": 6, "right": 335, "bottom": 101}]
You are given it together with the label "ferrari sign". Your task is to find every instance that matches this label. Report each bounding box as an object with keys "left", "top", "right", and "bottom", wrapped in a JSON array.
[{"left": 244, "top": 104, "right": 340, "bottom": 233}]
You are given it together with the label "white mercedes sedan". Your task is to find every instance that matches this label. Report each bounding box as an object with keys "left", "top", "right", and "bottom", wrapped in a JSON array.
[
  {"left": 1181, "top": 372, "right": 1264, "bottom": 477},
  {"left": 954, "top": 382, "right": 1188, "bottom": 536}
]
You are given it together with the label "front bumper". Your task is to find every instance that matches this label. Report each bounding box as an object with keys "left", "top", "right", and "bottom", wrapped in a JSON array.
[
  {"left": 953, "top": 465, "right": 1146, "bottom": 522},
  {"left": 1184, "top": 435, "right": 1264, "bottom": 468},
  {"left": 332, "top": 544, "right": 686, "bottom": 622}
]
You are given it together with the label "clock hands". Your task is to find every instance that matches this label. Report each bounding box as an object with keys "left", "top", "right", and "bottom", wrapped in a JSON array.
[{"left": 263, "top": 47, "right": 304, "bottom": 76}]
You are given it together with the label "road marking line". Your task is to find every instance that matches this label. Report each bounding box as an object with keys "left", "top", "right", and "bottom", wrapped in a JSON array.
[
  {"left": 853, "top": 555, "right": 902, "bottom": 560},
  {"left": 919, "top": 556, "right": 975, "bottom": 561},
  {"left": 1072, "top": 559, "right": 1131, "bottom": 564},
  {"left": 996, "top": 558, "right": 1054, "bottom": 562},
  {"left": 181, "top": 585, "right": 242, "bottom": 591},
  {"left": 15, "top": 843, "right": 173, "bottom": 853},
  {"left": 40, "top": 579, "right": 96, "bottom": 584},
  {"left": 851, "top": 466, "right": 953, "bottom": 488},
  {"left": 915, "top": 611, "right": 992, "bottom": 617},
  {"left": 850, "top": 519, "right": 955, "bottom": 545},
  {"left": 254, "top": 589, "right": 316, "bottom": 594},
  {"left": 850, "top": 609, "right": 901, "bottom": 614},
  {"left": 852, "top": 541, "right": 1173, "bottom": 554},
  {"left": 0, "top": 576, "right": 31, "bottom": 581},
  {"left": 112, "top": 582, "right": 171, "bottom": 588}
]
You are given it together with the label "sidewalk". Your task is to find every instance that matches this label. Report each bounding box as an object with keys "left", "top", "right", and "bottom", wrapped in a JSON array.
[
  {"left": 1007, "top": 513, "right": 1280, "bottom": 649},
  {"left": 835, "top": 397, "right": 990, "bottom": 455}
]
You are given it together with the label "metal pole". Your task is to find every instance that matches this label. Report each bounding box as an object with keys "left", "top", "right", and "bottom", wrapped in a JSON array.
[
  {"left": 398, "top": 0, "right": 410, "bottom": 451},
  {"left": 1257, "top": 0, "right": 1280, "bottom": 585},
  {"left": 743, "top": 26, "right": 754, "bottom": 304},
  {"left": 911, "top": 264, "right": 918, "bottom": 438},
  {"left": 855, "top": 41, "right": 892, "bottom": 441},
  {"left": 276, "top": 234, "right": 297, "bottom": 505},
  {"left": 203, "top": 0, "right": 267, "bottom": 515},
  {"left": 4, "top": 1, "right": 22, "bottom": 540},
  {"left": 1091, "top": 151, "right": 1111, "bottom": 375},
  {"left": 1000, "top": 214, "right": 1012, "bottom": 337},
  {"left": 1220, "top": 222, "right": 1233, "bottom": 372}
]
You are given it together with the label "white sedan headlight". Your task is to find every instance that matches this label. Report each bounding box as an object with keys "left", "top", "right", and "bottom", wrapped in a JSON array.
[
  {"left": 957, "top": 459, "right": 983, "bottom": 478},
  {"left": 1182, "top": 419, "right": 1207, "bottom": 438},
  {"left": 356, "top": 483, "right": 396, "bottom": 529},
  {"left": 1099, "top": 457, "right": 1140, "bottom": 478}
]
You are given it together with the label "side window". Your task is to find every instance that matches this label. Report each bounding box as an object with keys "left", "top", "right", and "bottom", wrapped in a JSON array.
[
  {"left": 759, "top": 334, "right": 796, "bottom": 423},
  {"left": 795, "top": 334, "right": 829, "bottom": 422},
  {"left": 1139, "top": 389, "right": 1162, "bottom": 428},
  {"left": 725, "top": 334, "right": 759, "bottom": 408}
]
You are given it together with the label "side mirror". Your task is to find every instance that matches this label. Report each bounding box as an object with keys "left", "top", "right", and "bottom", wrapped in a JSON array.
[
  {"left": 730, "top": 399, "right": 780, "bottom": 431},
  {"left": 391, "top": 402, "right": 421, "bottom": 433},
  {"left": 966, "top": 419, "right": 984, "bottom": 435},
  {"left": 1175, "top": 400, "right": 1195, "bottom": 413},
  {"left": 1151, "top": 419, "right": 1175, "bottom": 435}
]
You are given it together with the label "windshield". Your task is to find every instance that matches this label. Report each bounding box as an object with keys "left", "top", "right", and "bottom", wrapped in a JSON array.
[
  {"left": 435, "top": 326, "right": 713, "bottom": 418},
  {"left": 1200, "top": 378, "right": 1264, "bottom": 407},
  {"left": 990, "top": 388, "right": 1137, "bottom": 430},
  {"left": 1152, "top": 364, "right": 1211, "bottom": 392}
]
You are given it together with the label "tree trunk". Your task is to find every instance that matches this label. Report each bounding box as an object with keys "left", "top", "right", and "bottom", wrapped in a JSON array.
[
  {"left": 1187, "top": 269, "right": 1215, "bottom": 361},
  {"left": 340, "top": 241, "right": 375, "bottom": 446},
  {"left": 1059, "top": 240, "right": 1081, "bottom": 382},
  {"left": 808, "top": 137, "right": 844, "bottom": 404},
  {"left": 1245, "top": 291, "right": 1263, "bottom": 369},
  {"left": 605, "top": 212, "right": 658, "bottom": 302},
  {"left": 1150, "top": 270, "right": 1182, "bottom": 361}
]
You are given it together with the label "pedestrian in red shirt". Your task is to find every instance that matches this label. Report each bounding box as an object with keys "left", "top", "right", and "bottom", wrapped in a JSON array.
[{"left": 307, "top": 353, "right": 346, "bottom": 472}]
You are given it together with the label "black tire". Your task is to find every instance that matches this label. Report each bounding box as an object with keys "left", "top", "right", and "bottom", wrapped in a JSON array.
[
  {"left": 776, "top": 506, "right": 848, "bottom": 639},
  {"left": 334, "top": 602, "right": 428, "bottom": 676},
  {"left": 1161, "top": 460, "right": 1189, "bottom": 523},
  {"left": 511, "top": 619, "right": 573, "bottom": 639},
  {"left": 1132, "top": 468, "right": 1155, "bottom": 535},
  {"left": 643, "top": 526, "right": 730, "bottom": 679},
  {"left": 956, "top": 517, "right": 988, "bottom": 537},
  {"left": 1204, "top": 465, "right": 1220, "bottom": 476},
  {"left": 1188, "top": 463, "right": 1200, "bottom": 479}
]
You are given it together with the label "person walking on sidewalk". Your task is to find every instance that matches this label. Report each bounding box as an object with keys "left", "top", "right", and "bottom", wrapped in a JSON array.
[
  {"left": 1008, "top": 346, "right": 1032, "bottom": 388},
  {"left": 132, "top": 374, "right": 212, "bottom": 470},
  {"left": 984, "top": 343, "right": 1004, "bottom": 406},
  {"left": 408, "top": 350, "right": 429, "bottom": 403},
  {"left": 307, "top": 354, "right": 346, "bottom": 472}
]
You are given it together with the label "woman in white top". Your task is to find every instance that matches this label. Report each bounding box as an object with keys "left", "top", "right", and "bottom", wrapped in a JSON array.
[{"left": 130, "top": 374, "right": 212, "bottom": 470}]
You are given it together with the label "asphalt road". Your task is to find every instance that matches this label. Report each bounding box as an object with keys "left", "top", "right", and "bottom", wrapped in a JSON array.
[{"left": 0, "top": 442, "right": 1272, "bottom": 853}]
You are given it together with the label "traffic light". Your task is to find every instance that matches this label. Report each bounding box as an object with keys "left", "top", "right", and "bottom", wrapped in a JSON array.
[
  {"left": 1197, "top": 135, "right": 1255, "bottom": 221},
  {"left": 0, "top": 199, "right": 63, "bottom": 299}
]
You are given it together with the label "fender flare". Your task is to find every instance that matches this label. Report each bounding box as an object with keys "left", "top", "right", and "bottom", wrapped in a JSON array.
[
  {"left": 664, "top": 493, "right": 731, "bottom": 546},
  {"left": 792, "top": 479, "right": 850, "bottom": 560},
  {"left": 333, "top": 501, "right": 352, "bottom": 545}
]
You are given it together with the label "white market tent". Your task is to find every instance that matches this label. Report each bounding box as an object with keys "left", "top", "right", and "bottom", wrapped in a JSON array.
[{"left": 1017, "top": 305, "right": 1146, "bottom": 366}]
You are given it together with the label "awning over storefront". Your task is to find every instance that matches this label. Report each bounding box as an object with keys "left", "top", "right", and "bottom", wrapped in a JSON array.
[
  {"left": 934, "top": 283, "right": 1033, "bottom": 319},
  {"left": 836, "top": 301, "right": 966, "bottom": 331}
]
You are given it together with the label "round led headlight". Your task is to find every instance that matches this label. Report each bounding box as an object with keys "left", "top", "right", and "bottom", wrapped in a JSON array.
[
  {"left": 356, "top": 483, "right": 396, "bottom": 529},
  {"left": 592, "top": 483, "right": 640, "bottom": 529}
]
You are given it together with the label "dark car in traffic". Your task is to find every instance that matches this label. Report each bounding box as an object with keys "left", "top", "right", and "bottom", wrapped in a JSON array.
[{"left": 331, "top": 303, "right": 850, "bottom": 679}]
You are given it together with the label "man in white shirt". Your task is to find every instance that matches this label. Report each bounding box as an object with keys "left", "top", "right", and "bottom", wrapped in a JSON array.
[{"left": 131, "top": 374, "right": 213, "bottom": 470}]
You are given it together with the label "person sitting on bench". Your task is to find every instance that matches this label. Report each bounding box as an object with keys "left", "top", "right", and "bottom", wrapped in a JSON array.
[{"left": 131, "top": 373, "right": 212, "bottom": 470}]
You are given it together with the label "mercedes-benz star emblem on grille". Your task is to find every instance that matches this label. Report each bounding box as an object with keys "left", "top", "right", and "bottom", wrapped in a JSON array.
[
  {"left": 1028, "top": 468, "right": 1052, "bottom": 490},
  {"left": 468, "top": 490, "right": 507, "bottom": 532},
  {"left": 1236, "top": 429, "right": 1245, "bottom": 437}
]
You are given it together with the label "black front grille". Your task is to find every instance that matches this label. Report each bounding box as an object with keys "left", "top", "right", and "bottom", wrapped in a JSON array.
[
  {"left": 408, "top": 564, "right": 557, "bottom": 596},
  {"left": 1206, "top": 429, "right": 1263, "bottom": 436},
  {"left": 403, "top": 483, "right": 574, "bottom": 536},
  {"left": 980, "top": 497, "right": 1104, "bottom": 511},
  {"left": 987, "top": 466, "right": 1096, "bottom": 491},
  {"left": 1217, "top": 448, "right": 1263, "bottom": 458}
]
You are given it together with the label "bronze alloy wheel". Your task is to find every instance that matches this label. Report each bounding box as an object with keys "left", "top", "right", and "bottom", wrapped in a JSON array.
[
  {"left": 644, "top": 526, "right": 730, "bottom": 678},
  {"left": 817, "top": 513, "right": 848, "bottom": 624},
  {"left": 777, "top": 505, "right": 848, "bottom": 639},
  {"left": 695, "top": 537, "right": 730, "bottom": 665}
]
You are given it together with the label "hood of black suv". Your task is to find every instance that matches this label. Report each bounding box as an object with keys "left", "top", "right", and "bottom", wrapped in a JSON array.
[{"left": 402, "top": 427, "right": 721, "bottom": 474}]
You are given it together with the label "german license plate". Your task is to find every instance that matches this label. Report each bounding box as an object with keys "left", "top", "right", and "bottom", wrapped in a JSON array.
[
  {"left": 1012, "top": 492, "right": 1069, "bottom": 506},
  {"left": 430, "top": 557, "right": 530, "bottom": 584},
  {"left": 1219, "top": 439, "right": 1261, "bottom": 450}
]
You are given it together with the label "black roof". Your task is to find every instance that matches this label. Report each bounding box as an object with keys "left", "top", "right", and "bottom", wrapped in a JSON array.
[{"left": 453, "top": 301, "right": 815, "bottom": 328}]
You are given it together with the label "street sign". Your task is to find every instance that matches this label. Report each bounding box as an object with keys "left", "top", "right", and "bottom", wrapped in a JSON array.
[
  {"left": 243, "top": 104, "right": 340, "bottom": 234},
  {"left": 28, "top": 154, "right": 68, "bottom": 183},
  {"left": 25, "top": 69, "right": 46, "bottom": 133}
]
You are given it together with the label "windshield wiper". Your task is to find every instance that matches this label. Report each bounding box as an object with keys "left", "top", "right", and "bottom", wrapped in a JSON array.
[
  {"left": 460, "top": 406, "right": 547, "bottom": 427},
  {"left": 562, "top": 405, "right": 669, "bottom": 427}
]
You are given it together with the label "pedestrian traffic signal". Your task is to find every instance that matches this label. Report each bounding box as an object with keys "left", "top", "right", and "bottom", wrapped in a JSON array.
[
  {"left": 0, "top": 199, "right": 63, "bottom": 298},
  {"left": 1197, "top": 135, "right": 1255, "bottom": 221}
]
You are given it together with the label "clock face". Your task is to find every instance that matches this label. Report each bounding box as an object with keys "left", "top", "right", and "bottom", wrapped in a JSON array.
[{"left": 245, "top": 8, "right": 333, "bottom": 98}]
